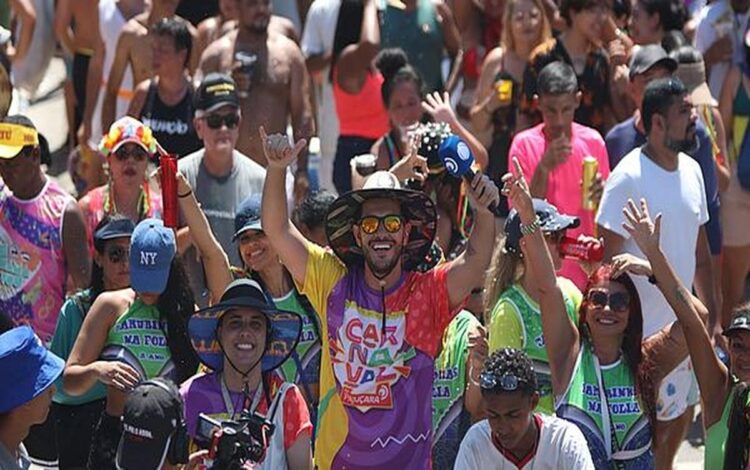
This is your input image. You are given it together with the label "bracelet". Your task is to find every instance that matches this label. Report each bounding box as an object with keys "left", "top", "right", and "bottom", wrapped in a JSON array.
[
  {"left": 178, "top": 189, "right": 193, "bottom": 198},
  {"left": 520, "top": 216, "right": 541, "bottom": 236}
]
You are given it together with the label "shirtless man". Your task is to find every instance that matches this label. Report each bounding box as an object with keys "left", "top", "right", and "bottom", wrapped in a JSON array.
[
  {"left": 55, "top": 0, "right": 98, "bottom": 145},
  {"left": 199, "top": 0, "right": 314, "bottom": 201},
  {"left": 101, "top": 0, "right": 198, "bottom": 131},
  {"left": 196, "top": 0, "right": 298, "bottom": 59}
]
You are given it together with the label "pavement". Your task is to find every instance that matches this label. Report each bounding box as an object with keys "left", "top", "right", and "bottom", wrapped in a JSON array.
[{"left": 26, "top": 58, "right": 707, "bottom": 469}]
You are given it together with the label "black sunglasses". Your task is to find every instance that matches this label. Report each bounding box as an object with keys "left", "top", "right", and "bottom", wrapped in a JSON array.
[
  {"left": 202, "top": 113, "right": 240, "bottom": 130},
  {"left": 114, "top": 147, "right": 148, "bottom": 162},
  {"left": 479, "top": 371, "right": 530, "bottom": 392},
  {"left": 106, "top": 246, "right": 129, "bottom": 264},
  {"left": 587, "top": 290, "right": 630, "bottom": 312}
]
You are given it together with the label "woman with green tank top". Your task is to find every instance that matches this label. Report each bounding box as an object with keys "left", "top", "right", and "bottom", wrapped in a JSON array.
[
  {"left": 502, "top": 162, "right": 695, "bottom": 469},
  {"left": 63, "top": 171, "right": 233, "bottom": 469},
  {"left": 484, "top": 198, "right": 583, "bottom": 416}
]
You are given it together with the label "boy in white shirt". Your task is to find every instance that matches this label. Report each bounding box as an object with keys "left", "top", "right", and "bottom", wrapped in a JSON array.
[{"left": 455, "top": 348, "right": 593, "bottom": 470}]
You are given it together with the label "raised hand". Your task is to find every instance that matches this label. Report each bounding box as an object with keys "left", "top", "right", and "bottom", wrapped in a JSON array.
[
  {"left": 259, "top": 126, "right": 307, "bottom": 169},
  {"left": 466, "top": 170, "right": 500, "bottom": 216},
  {"left": 611, "top": 253, "right": 653, "bottom": 279},
  {"left": 422, "top": 91, "right": 458, "bottom": 127},
  {"left": 501, "top": 156, "right": 533, "bottom": 220},
  {"left": 622, "top": 198, "right": 662, "bottom": 258},
  {"left": 390, "top": 131, "right": 428, "bottom": 183}
]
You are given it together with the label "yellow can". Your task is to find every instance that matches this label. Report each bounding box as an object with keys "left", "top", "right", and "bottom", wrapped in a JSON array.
[
  {"left": 582, "top": 156, "right": 598, "bottom": 211},
  {"left": 496, "top": 79, "right": 513, "bottom": 105}
]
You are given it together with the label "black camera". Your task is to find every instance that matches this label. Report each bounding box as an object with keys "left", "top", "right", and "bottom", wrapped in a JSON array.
[{"left": 197, "top": 412, "right": 275, "bottom": 469}]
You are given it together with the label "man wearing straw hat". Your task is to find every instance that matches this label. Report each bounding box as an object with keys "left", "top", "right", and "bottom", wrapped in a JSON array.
[{"left": 260, "top": 126, "right": 498, "bottom": 469}]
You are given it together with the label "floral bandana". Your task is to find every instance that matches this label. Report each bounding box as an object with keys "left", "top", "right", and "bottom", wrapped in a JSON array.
[{"left": 99, "top": 116, "right": 157, "bottom": 157}]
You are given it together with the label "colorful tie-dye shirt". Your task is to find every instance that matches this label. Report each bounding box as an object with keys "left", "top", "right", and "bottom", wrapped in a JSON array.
[
  {"left": 298, "top": 243, "right": 457, "bottom": 470},
  {"left": 0, "top": 179, "right": 73, "bottom": 343}
]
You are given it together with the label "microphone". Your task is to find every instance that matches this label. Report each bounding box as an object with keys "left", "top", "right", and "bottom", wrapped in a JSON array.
[{"left": 438, "top": 134, "right": 497, "bottom": 213}]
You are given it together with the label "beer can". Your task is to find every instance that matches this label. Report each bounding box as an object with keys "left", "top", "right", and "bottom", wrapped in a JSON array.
[
  {"left": 160, "top": 154, "right": 179, "bottom": 228},
  {"left": 581, "top": 156, "right": 598, "bottom": 211},
  {"left": 559, "top": 236, "right": 604, "bottom": 262}
]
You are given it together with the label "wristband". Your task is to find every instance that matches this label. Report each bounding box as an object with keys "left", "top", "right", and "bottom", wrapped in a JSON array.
[
  {"left": 520, "top": 216, "right": 541, "bottom": 236},
  {"left": 178, "top": 189, "right": 193, "bottom": 198},
  {"left": 648, "top": 274, "right": 657, "bottom": 285}
]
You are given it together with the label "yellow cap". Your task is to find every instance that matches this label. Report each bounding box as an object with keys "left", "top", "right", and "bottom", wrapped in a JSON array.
[{"left": 0, "top": 123, "right": 38, "bottom": 159}]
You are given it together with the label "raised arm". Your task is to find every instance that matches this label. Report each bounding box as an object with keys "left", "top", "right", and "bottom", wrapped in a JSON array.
[
  {"left": 503, "top": 157, "right": 580, "bottom": 393},
  {"left": 335, "top": 0, "right": 379, "bottom": 89},
  {"left": 422, "top": 91, "right": 488, "bottom": 169},
  {"left": 444, "top": 172, "right": 498, "bottom": 309},
  {"left": 176, "top": 171, "right": 232, "bottom": 304},
  {"left": 259, "top": 127, "right": 310, "bottom": 286},
  {"left": 621, "top": 198, "right": 730, "bottom": 428}
]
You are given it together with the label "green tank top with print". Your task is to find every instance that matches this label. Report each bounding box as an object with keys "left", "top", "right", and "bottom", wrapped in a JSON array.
[
  {"left": 493, "top": 282, "right": 579, "bottom": 414},
  {"left": 705, "top": 380, "right": 750, "bottom": 470},
  {"left": 556, "top": 342, "right": 653, "bottom": 468},
  {"left": 102, "top": 299, "right": 175, "bottom": 380}
]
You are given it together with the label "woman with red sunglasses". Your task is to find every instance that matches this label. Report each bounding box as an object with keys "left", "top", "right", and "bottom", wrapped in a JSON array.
[{"left": 502, "top": 158, "right": 697, "bottom": 469}]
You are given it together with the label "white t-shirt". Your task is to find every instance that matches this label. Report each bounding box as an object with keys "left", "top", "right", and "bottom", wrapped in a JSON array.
[
  {"left": 694, "top": 0, "right": 750, "bottom": 98},
  {"left": 596, "top": 148, "right": 709, "bottom": 337},
  {"left": 454, "top": 416, "right": 594, "bottom": 470}
]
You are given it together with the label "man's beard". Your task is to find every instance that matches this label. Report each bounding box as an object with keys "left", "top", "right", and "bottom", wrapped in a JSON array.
[
  {"left": 363, "top": 245, "right": 403, "bottom": 279},
  {"left": 665, "top": 131, "right": 699, "bottom": 154}
]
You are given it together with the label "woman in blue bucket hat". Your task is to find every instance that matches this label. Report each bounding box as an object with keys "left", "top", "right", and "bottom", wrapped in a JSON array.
[
  {"left": 181, "top": 278, "right": 313, "bottom": 469},
  {"left": 0, "top": 326, "right": 65, "bottom": 470}
]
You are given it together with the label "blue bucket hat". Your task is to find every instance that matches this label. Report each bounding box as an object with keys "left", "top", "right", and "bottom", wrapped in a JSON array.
[
  {"left": 504, "top": 199, "right": 579, "bottom": 255},
  {"left": 130, "top": 218, "right": 176, "bottom": 294},
  {"left": 232, "top": 194, "right": 263, "bottom": 241},
  {"left": 0, "top": 326, "right": 64, "bottom": 413},
  {"left": 188, "top": 279, "right": 302, "bottom": 373}
]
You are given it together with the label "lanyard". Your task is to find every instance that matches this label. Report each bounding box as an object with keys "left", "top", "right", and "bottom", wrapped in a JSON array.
[{"left": 220, "top": 373, "right": 263, "bottom": 419}]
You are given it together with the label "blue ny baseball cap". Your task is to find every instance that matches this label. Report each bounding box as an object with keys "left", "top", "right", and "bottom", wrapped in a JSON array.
[
  {"left": 130, "top": 218, "right": 176, "bottom": 294},
  {"left": 0, "top": 326, "right": 64, "bottom": 413}
]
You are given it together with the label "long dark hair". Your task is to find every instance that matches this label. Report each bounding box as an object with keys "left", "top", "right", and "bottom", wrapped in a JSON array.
[
  {"left": 375, "top": 48, "right": 424, "bottom": 107},
  {"left": 328, "top": 0, "right": 364, "bottom": 83},
  {"left": 579, "top": 265, "right": 656, "bottom": 425},
  {"left": 724, "top": 381, "right": 750, "bottom": 470},
  {"left": 158, "top": 258, "right": 199, "bottom": 383}
]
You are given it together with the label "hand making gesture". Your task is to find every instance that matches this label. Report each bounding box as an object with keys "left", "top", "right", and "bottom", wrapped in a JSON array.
[{"left": 259, "top": 126, "right": 307, "bottom": 170}]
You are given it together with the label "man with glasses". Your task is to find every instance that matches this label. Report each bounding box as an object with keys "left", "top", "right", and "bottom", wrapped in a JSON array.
[
  {"left": 179, "top": 73, "right": 268, "bottom": 307},
  {"left": 455, "top": 348, "right": 593, "bottom": 469},
  {"left": 261, "top": 129, "right": 498, "bottom": 468}
]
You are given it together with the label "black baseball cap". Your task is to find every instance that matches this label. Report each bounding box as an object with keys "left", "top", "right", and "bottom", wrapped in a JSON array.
[
  {"left": 504, "top": 199, "right": 580, "bottom": 255},
  {"left": 724, "top": 309, "right": 750, "bottom": 337},
  {"left": 194, "top": 73, "right": 240, "bottom": 114},
  {"left": 116, "top": 378, "right": 186, "bottom": 470},
  {"left": 629, "top": 45, "right": 678, "bottom": 80}
]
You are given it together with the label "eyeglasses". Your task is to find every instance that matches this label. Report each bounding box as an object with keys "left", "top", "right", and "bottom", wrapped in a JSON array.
[
  {"left": 114, "top": 147, "right": 148, "bottom": 162},
  {"left": 358, "top": 215, "right": 403, "bottom": 235},
  {"left": 106, "top": 246, "right": 129, "bottom": 264},
  {"left": 202, "top": 113, "right": 240, "bottom": 130},
  {"left": 479, "top": 372, "right": 529, "bottom": 392},
  {"left": 587, "top": 290, "right": 630, "bottom": 312}
]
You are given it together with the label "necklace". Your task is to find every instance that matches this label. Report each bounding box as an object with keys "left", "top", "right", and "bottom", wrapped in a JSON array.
[{"left": 103, "top": 180, "right": 151, "bottom": 219}]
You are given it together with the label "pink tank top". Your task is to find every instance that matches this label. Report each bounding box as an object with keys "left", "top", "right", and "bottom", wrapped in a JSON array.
[
  {"left": 333, "top": 70, "right": 390, "bottom": 139},
  {"left": 0, "top": 179, "right": 74, "bottom": 344}
]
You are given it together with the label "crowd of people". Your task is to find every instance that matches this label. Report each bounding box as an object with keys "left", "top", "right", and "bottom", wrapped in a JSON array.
[{"left": 0, "top": 0, "right": 749, "bottom": 468}]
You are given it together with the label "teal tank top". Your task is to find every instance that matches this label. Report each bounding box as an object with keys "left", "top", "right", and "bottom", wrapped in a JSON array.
[
  {"left": 102, "top": 299, "right": 175, "bottom": 380},
  {"left": 556, "top": 342, "right": 653, "bottom": 469}
]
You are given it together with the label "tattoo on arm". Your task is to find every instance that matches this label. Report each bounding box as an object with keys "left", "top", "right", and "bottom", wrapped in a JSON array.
[{"left": 675, "top": 286, "right": 691, "bottom": 306}]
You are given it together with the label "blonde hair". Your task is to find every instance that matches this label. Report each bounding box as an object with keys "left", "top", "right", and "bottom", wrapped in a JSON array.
[
  {"left": 483, "top": 237, "right": 526, "bottom": 316},
  {"left": 500, "top": 0, "right": 552, "bottom": 59}
]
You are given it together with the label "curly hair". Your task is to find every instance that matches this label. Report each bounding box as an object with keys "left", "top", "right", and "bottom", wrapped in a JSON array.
[
  {"left": 482, "top": 348, "right": 538, "bottom": 396},
  {"left": 579, "top": 265, "right": 656, "bottom": 426},
  {"left": 157, "top": 258, "right": 199, "bottom": 383}
]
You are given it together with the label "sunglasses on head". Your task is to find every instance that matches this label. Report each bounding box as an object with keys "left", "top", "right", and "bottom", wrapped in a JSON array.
[
  {"left": 479, "top": 372, "right": 530, "bottom": 392},
  {"left": 358, "top": 214, "right": 403, "bottom": 235},
  {"left": 203, "top": 113, "right": 240, "bottom": 130},
  {"left": 587, "top": 290, "right": 630, "bottom": 312},
  {"left": 106, "top": 245, "right": 129, "bottom": 264},
  {"left": 114, "top": 146, "right": 148, "bottom": 162}
]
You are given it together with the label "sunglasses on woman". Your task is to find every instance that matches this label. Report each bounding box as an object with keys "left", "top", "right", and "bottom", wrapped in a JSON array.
[
  {"left": 114, "top": 147, "right": 148, "bottom": 162},
  {"left": 587, "top": 290, "right": 630, "bottom": 312},
  {"left": 202, "top": 113, "right": 240, "bottom": 130},
  {"left": 106, "top": 246, "right": 129, "bottom": 264},
  {"left": 357, "top": 215, "right": 403, "bottom": 235}
]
